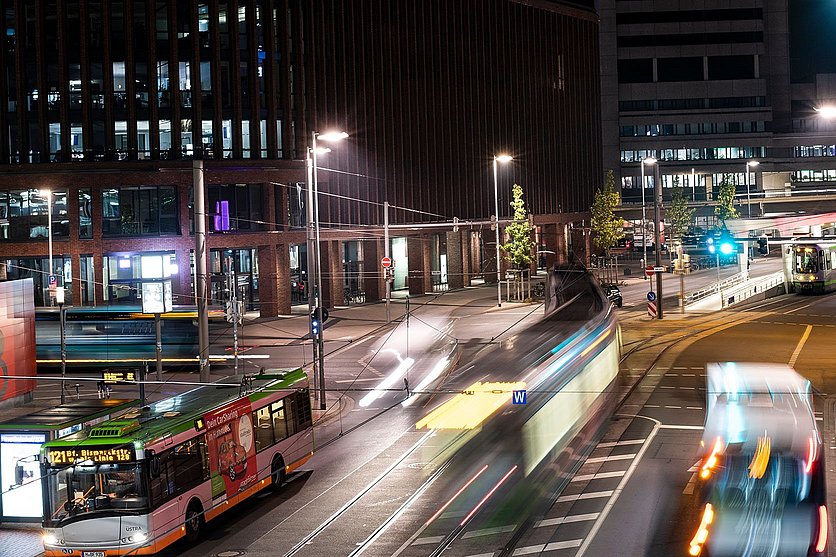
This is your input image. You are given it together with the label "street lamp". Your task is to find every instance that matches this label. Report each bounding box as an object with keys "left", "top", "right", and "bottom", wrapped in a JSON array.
[
  {"left": 40, "top": 189, "right": 54, "bottom": 304},
  {"left": 309, "top": 130, "right": 348, "bottom": 410},
  {"left": 640, "top": 157, "right": 656, "bottom": 279},
  {"left": 56, "top": 286, "right": 66, "bottom": 403},
  {"left": 745, "top": 160, "right": 759, "bottom": 219},
  {"left": 493, "top": 154, "right": 513, "bottom": 307}
]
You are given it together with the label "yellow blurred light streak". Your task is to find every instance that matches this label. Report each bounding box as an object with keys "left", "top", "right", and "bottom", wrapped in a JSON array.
[
  {"left": 415, "top": 381, "right": 526, "bottom": 430},
  {"left": 689, "top": 503, "right": 714, "bottom": 556},
  {"left": 748, "top": 436, "right": 771, "bottom": 479},
  {"left": 425, "top": 464, "right": 488, "bottom": 526},
  {"left": 460, "top": 464, "right": 518, "bottom": 526},
  {"left": 817, "top": 505, "right": 828, "bottom": 552}
]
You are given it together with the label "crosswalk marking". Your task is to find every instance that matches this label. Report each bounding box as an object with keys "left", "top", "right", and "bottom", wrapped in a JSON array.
[
  {"left": 535, "top": 513, "right": 600, "bottom": 528},
  {"left": 412, "top": 535, "right": 445, "bottom": 545},
  {"left": 585, "top": 453, "right": 636, "bottom": 464},
  {"left": 598, "top": 439, "right": 645, "bottom": 448},
  {"left": 556, "top": 490, "right": 614, "bottom": 503},
  {"left": 462, "top": 525, "right": 517, "bottom": 539},
  {"left": 571, "top": 470, "right": 626, "bottom": 482}
]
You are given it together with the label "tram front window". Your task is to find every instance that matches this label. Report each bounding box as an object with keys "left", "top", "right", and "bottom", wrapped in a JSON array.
[
  {"left": 45, "top": 463, "right": 148, "bottom": 525},
  {"left": 796, "top": 251, "right": 819, "bottom": 273}
]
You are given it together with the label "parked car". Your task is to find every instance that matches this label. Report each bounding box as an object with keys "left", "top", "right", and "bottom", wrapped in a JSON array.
[{"left": 601, "top": 283, "right": 622, "bottom": 307}]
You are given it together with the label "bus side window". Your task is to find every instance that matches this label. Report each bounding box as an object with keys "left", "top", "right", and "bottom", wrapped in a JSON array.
[
  {"left": 285, "top": 396, "right": 298, "bottom": 437},
  {"left": 297, "top": 390, "right": 312, "bottom": 429},
  {"left": 171, "top": 439, "right": 206, "bottom": 494},
  {"left": 271, "top": 400, "right": 288, "bottom": 440},
  {"left": 149, "top": 451, "right": 174, "bottom": 506},
  {"left": 832, "top": 251, "right": 836, "bottom": 270},
  {"left": 254, "top": 407, "right": 274, "bottom": 452}
]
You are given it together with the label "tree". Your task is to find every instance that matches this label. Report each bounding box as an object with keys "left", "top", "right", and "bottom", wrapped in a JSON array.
[
  {"left": 590, "top": 170, "right": 624, "bottom": 254},
  {"left": 501, "top": 183, "right": 535, "bottom": 268},
  {"left": 666, "top": 181, "right": 695, "bottom": 245},
  {"left": 714, "top": 174, "right": 738, "bottom": 229}
]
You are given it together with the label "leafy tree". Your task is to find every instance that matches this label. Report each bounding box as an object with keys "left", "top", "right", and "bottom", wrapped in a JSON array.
[
  {"left": 501, "top": 183, "right": 535, "bottom": 268},
  {"left": 666, "top": 181, "right": 695, "bottom": 245},
  {"left": 714, "top": 174, "right": 738, "bottom": 229},
  {"left": 590, "top": 170, "right": 624, "bottom": 254}
]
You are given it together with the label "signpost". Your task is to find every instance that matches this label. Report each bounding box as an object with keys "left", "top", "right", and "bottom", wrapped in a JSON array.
[
  {"left": 645, "top": 266, "right": 654, "bottom": 277},
  {"left": 647, "top": 300, "right": 658, "bottom": 318},
  {"left": 647, "top": 291, "right": 656, "bottom": 302},
  {"left": 381, "top": 256, "right": 392, "bottom": 268}
]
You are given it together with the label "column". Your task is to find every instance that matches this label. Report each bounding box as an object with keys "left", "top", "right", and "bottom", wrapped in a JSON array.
[
  {"left": 407, "top": 235, "right": 430, "bottom": 295},
  {"left": 446, "top": 230, "right": 464, "bottom": 290},
  {"left": 257, "top": 245, "right": 279, "bottom": 317},
  {"left": 484, "top": 228, "right": 499, "bottom": 284},
  {"left": 363, "top": 239, "right": 382, "bottom": 303},
  {"left": 542, "top": 223, "right": 558, "bottom": 269},
  {"left": 177, "top": 249, "right": 193, "bottom": 304},
  {"left": 461, "top": 232, "right": 472, "bottom": 287},
  {"left": 320, "top": 240, "right": 345, "bottom": 308},
  {"left": 93, "top": 253, "right": 105, "bottom": 305}
]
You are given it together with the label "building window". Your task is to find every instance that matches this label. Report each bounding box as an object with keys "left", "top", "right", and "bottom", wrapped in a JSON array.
[
  {"left": 207, "top": 184, "right": 264, "bottom": 232},
  {"left": 287, "top": 183, "right": 306, "bottom": 228},
  {"left": 0, "top": 189, "right": 69, "bottom": 241},
  {"left": 102, "top": 186, "right": 179, "bottom": 237},
  {"left": 79, "top": 189, "right": 92, "bottom": 239}
]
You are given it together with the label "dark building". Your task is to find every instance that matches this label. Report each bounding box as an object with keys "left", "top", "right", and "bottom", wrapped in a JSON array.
[
  {"left": 0, "top": 0, "right": 602, "bottom": 315},
  {"left": 600, "top": 0, "right": 836, "bottom": 233}
]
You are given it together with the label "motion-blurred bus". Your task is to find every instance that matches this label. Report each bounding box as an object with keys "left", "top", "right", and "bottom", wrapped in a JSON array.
[{"left": 690, "top": 363, "right": 827, "bottom": 557}]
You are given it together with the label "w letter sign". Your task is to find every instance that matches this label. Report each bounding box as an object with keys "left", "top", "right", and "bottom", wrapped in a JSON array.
[{"left": 512, "top": 390, "right": 527, "bottom": 404}]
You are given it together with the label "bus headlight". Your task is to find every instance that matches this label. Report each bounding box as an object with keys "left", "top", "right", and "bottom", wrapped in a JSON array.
[
  {"left": 121, "top": 532, "right": 147, "bottom": 544},
  {"left": 43, "top": 533, "right": 64, "bottom": 545}
]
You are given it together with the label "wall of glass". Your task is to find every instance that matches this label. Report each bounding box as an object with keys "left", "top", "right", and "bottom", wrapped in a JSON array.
[
  {"left": 102, "top": 252, "right": 177, "bottom": 304},
  {"left": 207, "top": 184, "right": 264, "bottom": 232},
  {"left": 209, "top": 248, "right": 259, "bottom": 310},
  {"left": 289, "top": 244, "right": 309, "bottom": 305},
  {"left": 102, "top": 186, "right": 178, "bottom": 237},
  {"left": 3, "top": 256, "right": 72, "bottom": 306},
  {"left": 391, "top": 238, "right": 408, "bottom": 290}
]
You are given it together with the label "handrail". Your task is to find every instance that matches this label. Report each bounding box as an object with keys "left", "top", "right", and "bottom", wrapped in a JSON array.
[
  {"left": 721, "top": 271, "right": 785, "bottom": 308},
  {"left": 684, "top": 272, "right": 746, "bottom": 305}
]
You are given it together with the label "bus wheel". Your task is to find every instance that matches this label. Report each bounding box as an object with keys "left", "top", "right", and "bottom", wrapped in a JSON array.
[
  {"left": 184, "top": 500, "right": 205, "bottom": 543},
  {"left": 270, "top": 455, "right": 286, "bottom": 492}
]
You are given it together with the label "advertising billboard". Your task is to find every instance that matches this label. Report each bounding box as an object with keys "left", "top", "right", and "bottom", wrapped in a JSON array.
[
  {"left": 0, "top": 279, "right": 36, "bottom": 403},
  {"left": 202, "top": 397, "right": 257, "bottom": 499}
]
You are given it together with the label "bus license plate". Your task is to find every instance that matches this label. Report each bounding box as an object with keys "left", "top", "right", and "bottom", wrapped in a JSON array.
[{"left": 82, "top": 552, "right": 105, "bottom": 557}]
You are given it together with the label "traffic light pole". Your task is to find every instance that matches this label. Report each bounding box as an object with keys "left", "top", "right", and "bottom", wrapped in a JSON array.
[{"left": 653, "top": 164, "right": 664, "bottom": 319}]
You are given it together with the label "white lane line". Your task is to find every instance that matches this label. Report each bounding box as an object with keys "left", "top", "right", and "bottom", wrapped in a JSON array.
[
  {"left": 673, "top": 367, "right": 688, "bottom": 370},
  {"left": 786, "top": 302, "right": 814, "bottom": 314},
  {"left": 660, "top": 386, "right": 675, "bottom": 389},
  {"left": 659, "top": 424, "right": 704, "bottom": 430},
  {"left": 513, "top": 546, "right": 546, "bottom": 556},
  {"left": 679, "top": 386, "right": 695, "bottom": 390},
  {"left": 644, "top": 404, "right": 660, "bottom": 408},
  {"left": 681, "top": 373, "right": 696, "bottom": 377},
  {"left": 464, "top": 553, "right": 497, "bottom": 557},
  {"left": 666, "top": 373, "right": 679, "bottom": 377},
  {"left": 462, "top": 525, "right": 517, "bottom": 539},
  {"left": 545, "top": 539, "right": 583, "bottom": 551},
  {"left": 598, "top": 439, "right": 646, "bottom": 448},
  {"left": 412, "top": 536, "right": 445, "bottom": 545},
  {"left": 683, "top": 471, "right": 698, "bottom": 495},
  {"left": 571, "top": 470, "right": 626, "bottom": 482},
  {"left": 585, "top": 454, "right": 636, "bottom": 464},
  {"left": 574, "top": 422, "right": 661, "bottom": 557},
  {"left": 556, "top": 490, "right": 614, "bottom": 503},
  {"left": 664, "top": 405, "right": 682, "bottom": 409},
  {"left": 789, "top": 324, "right": 813, "bottom": 367},
  {"left": 535, "top": 513, "right": 600, "bottom": 528},
  {"left": 686, "top": 406, "right": 703, "bottom": 410}
]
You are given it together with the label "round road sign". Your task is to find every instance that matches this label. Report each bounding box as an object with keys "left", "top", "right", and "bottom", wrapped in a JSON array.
[
  {"left": 381, "top": 257, "right": 392, "bottom": 268},
  {"left": 644, "top": 265, "right": 654, "bottom": 277},
  {"left": 647, "top": 291, "right": 656, "bottom": 302}
]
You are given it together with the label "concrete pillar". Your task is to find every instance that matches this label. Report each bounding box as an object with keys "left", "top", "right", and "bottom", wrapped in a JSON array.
[
  {"left": 363, "top": 239, "right": 382, "bottom": 302},
  {"left": 446, "top": 230, "right": 464, "bottom": 290},
  {"left": 177, "top": 249, "right": 193, "bottom": 304},
  {"left": 276, "top": 244, "right": 291, "bottom": 314},
  {"left": 542, "top": 223, "right": 558, "bottom": 269},
  {"left": 407, "top": 235, "right": 430, "bottom": 295},
  {"left": 484, "top": 228, "right": 498, "bottom": 285},
  {"left": 70, "top": 252, "right": 82, "bottom": 305},
  {"left": 257, "top": 244, "right": 285, "bottom": 317},
  {"left": 263, "top": 182, "right": 277, "bottom": 232},
  {"left": 93, "top": 253, "right": 105, "bottom": 305},
  {"left": 557, "top": 224, "right": 569, "bottom": 264},
  {"left": 320, "top": 240, "right": 345, "bottom": 308}
]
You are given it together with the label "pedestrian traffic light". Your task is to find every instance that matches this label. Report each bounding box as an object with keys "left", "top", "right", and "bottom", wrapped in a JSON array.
[
  {"left": 310, "top": 309, "right": 321, "bottom": 336},
  {"left": 757, "top": 237, "right": 768, "bottom": 255}
]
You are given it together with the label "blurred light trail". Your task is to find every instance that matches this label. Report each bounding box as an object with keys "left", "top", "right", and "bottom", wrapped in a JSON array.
[
  {"left": 425, "top": 464, "right": 489, "bottom": 526},
  {"left": 359, "top": 356, "right": 415, "bottom": 407},
  {"left": 460, "top": 465, "right": 518, "bottom": 526},
  {"left": 402, "top": 356, "right": 450, "bottom": 407},
  {"left": 415, "top": 381, "right": 526, "bottom": 430}
]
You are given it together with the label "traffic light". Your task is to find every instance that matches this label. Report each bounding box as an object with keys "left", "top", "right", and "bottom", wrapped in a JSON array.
[
  {"left": 757, "top": 237, "right": 768, "bottom": 255},
  {"left": 310, "top": 308, "right": 321, "bottom": 336}
]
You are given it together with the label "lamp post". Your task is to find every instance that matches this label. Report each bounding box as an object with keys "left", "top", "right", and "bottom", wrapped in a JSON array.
[
  {"left": 56, "top": 286, "right": 66, "bottom": 403},
  {"left": 745, "top": 160, "right": 759, "bottom": 219},
  {"left": 640, "top": 157, "right": 656, "bottom": 280},
  {"left": 493, "top": 154, "right": 513, "bottom": 307},
  {"left": 40, "top": 189, "right": 54, "bottom": 305},
  {"left": 653, "top": 161, "right": 664, "bottom": 319},
  {"left": 310, "top": 130, "right": 348, "bottom": 411}
]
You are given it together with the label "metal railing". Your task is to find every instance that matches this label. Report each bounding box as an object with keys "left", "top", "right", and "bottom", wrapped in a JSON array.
[
  {"left": 720, "top": 271, "right": 785, "bottom": 309},
  {"left": 684, "top": 271, "right": 746, "bottom": 305}
]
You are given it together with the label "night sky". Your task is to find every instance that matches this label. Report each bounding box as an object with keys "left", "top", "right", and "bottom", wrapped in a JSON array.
[{"left": 789, "top": 0, "right": 836, "bottom": 82}]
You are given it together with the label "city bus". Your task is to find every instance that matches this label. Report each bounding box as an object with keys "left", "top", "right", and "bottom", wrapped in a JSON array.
[{"left": 39, "top": 368, "right": 314, "bottom": 556}]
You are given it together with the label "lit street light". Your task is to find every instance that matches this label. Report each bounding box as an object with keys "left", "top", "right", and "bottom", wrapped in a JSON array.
[
  {"left": 493, "top": 154, "right": 513, "bottom": 307},
  {"left": 640, "top": 157, "right": 656, "bottom": 280},
  {"left": 40, "top": 189, "right": 54, "bottom": 304},
  {"left": 309, "top": 130, "right": 348, "bottom": 410},
  {"left": 745, "top": 160, "right": 759, "bottom": 219}
]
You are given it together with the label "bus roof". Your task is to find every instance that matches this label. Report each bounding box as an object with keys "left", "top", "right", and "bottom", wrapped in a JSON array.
[
  {"left": 0, "top": 399, "right": 137, "bottom": 431},
  {"left": 703, "top": 362, "right": 818, "bottom": 456},
  {"left": 41, "top": 368, "right": 307, "bottom": 449}
]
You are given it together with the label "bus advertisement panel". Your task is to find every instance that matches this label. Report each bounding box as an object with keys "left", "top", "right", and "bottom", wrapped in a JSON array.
[{"left": 203, "top": 397, "right": 257, "bottom": 498}]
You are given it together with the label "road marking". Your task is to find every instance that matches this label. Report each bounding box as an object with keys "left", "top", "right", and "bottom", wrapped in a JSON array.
[
  {"left": 686, "top": 406, "right": 703, "bottom": 410},
  {"left": 462, "top": 525, "right": 517, "bottom": 539},
  {"left": 683, "top": 471, "right": 698, "bottom": 495},
  {"left": 598, "top": 439, "right": 646, "bottom": 448},
  {"left": 513, "top": 546, "right": 546, "bottom": 556},
  {"left": 786, "top": 302, "right": 814, "bottom": 314},
  {"left": 585, "top": 453, "right": 636, "bottom": 464},
  {"left": 789, "top": 324, "right": 813, "bottom": 367},
  {"left": 464, "top": 553, "right": 497, "bottom": 557},
  {"left": 535, "top": 513, "right": 600, "bottom": 528},
  {"left": 412, "top": 536, "right": 445, "bottom": 545},
  {"left": 645, "top": 404, "right": 660, "bottom": 408},
  {"left": 681, "top": 373, "right": 696, "bottom": 377},
  {"left": 659, "top": 424, "right": 704, "bottom": 430},
  {"left": 664, "top": 405, "right": 682, "bottom": 409},
  {"left": 556, "top": 490, "right": 614, "bottom": 503},
  {"left": 680, "top": 386, "right": 695, "bottom": 390},
  {"left": 545, "top": 539, "right": 583, "bottom": 551},
  {"left": 666, "top": 373, "right": 678, "bottom": 377},
  {"left": 571, "top": 470, "right": 626, "bottom": 482}
]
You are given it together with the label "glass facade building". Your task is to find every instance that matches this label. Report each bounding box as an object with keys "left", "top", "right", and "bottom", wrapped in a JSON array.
[{"left": 0, "top": 0, "right": 603, "bottom": 313}]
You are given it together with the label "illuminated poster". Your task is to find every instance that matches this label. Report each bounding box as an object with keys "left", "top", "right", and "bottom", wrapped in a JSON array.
[{"left": 203, "top": 398, "right": 257, "bottom": 499}]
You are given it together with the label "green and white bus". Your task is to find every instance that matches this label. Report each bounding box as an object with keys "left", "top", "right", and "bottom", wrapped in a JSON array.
[{"left": 40, "top": 368, "right": 314, "bottom": 556}]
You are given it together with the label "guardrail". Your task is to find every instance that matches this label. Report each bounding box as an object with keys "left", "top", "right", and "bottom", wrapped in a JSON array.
[
  {"left": 720, "top": 271, "right": 786, "bottom": 309},
  {"left": 684, "top": 272, "right": 746, "bottom": 305}
]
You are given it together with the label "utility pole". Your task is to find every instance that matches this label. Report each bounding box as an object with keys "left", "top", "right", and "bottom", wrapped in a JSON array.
[
  {"left": 653, "top": 164, "right": 664, "bottom": 319},
  {"left": 384, "top": 201, "right": 391, "bottom": 323},
  {"left": 228, "top": 257, "right": 240, "bottom": 376},
  {"left": 193, "top": 160, "right": 210, "bottom": 381},
  {"left": 305, "top": 150, "right": 319, "bottom": 402}
]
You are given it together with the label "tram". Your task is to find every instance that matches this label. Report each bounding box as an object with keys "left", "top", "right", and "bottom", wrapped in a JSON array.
[{"left": 791, "top": 242, "right": 836, "bottom": 294}]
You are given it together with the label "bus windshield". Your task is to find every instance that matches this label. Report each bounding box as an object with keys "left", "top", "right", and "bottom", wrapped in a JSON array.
[
  {"left": 796, "top": 250, "right": 819, "bottom": 273},
  {"left": 711, "top": 454, "right": 809, "bottom": 508},
  {"left": 45, "top": 463, "right": 148, "bottom": 525}
]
